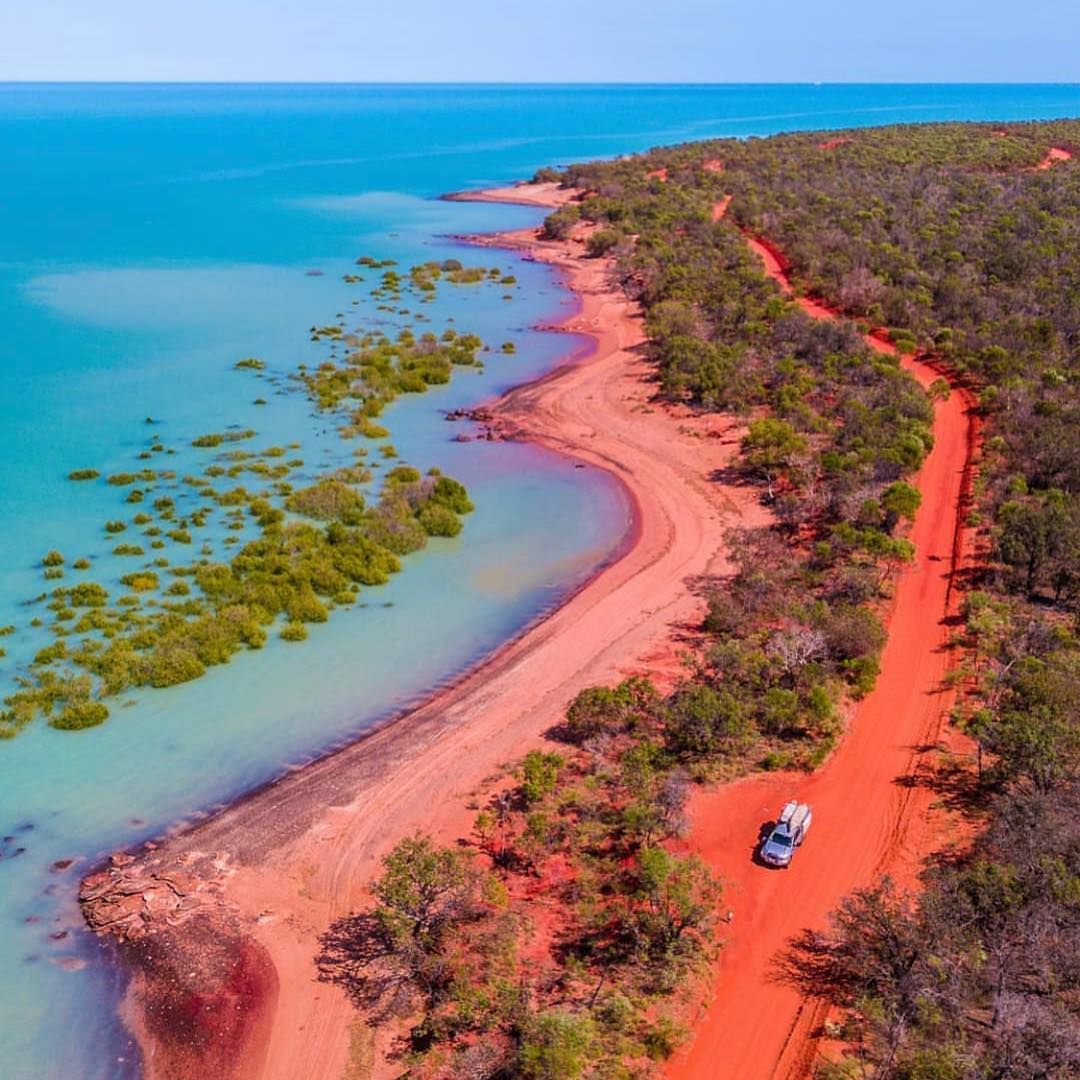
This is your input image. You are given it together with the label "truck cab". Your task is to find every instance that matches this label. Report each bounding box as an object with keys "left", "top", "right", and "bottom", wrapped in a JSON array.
[{"left": 760, "top": 800, "right": 812, "bottom": 867}]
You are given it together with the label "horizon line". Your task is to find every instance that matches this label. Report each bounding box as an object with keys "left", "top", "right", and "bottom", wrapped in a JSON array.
[{"left": 3, "top": 79, "right": 1080, "bottom": 88}]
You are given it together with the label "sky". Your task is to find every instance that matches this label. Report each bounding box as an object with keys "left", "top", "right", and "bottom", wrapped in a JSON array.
[{"left": 1, "top": 0, "right": 1078, "bottom": 83}]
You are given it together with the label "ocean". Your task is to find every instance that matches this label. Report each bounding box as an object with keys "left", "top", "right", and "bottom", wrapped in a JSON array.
[{"left": 1, "top": 83, "right": 1078, "bottom": 1078}]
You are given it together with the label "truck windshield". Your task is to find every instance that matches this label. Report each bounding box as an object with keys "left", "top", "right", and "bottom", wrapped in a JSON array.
[{"left": 771, "top": 832, "right": 793, "bottom": 847}]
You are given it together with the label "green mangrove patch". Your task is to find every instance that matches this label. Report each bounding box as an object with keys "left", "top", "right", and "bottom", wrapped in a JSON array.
[{"left": 1, "top": 243, "right": 513, "bottom": 737}]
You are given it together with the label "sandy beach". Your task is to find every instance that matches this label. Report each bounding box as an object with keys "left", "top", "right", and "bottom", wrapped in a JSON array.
[{"left": 82, "top": 181, "right": 768, "bottom": 1079}]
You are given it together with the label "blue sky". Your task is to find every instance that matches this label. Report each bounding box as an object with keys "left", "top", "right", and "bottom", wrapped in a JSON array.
[{"left": 2, "top": 0, "right": 1078, "bottom": 82}]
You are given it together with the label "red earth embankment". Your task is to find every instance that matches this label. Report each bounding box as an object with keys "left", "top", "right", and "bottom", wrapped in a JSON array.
[
  {"left": 711, "top": 194, "right": 732, "bottom": 222},
  {"left": 672, "top": 198, "right": 979, "bottom": 1079},
  {"left": 1036, "top": 146, "right": 1073, "bottom": 169}
]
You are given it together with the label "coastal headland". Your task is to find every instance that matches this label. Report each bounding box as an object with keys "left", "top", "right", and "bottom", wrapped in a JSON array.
[{"left": 81, "top": 180, "right": 769, "bottom": 1079}]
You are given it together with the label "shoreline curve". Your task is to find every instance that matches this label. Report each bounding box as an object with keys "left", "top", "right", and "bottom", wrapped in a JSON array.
[{"left": 80, "top": 179, "right": 765, "bottom": 1080}]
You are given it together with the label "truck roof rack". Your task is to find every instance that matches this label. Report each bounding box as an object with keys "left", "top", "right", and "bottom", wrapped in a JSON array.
[{"left": 779, "top": 800, "right": 811, "bottom": 831}]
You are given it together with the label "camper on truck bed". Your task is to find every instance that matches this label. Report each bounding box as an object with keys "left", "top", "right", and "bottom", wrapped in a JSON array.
[{"left": 760, "top": 800, "right": 812, "bottom": 867}]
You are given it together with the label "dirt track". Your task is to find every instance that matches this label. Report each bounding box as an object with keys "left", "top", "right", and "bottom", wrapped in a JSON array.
[{"left": 667, "top": 202, "right": 978, "bottom": 1079}]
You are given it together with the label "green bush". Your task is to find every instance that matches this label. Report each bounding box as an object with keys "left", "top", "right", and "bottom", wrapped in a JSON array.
[
  {"left": 430, "top": 476, "right": 474, "bottom": 515},
  {"left": 519, "top": 751, "right": 564, "bottom": 804},
  {"left": 518, "top": 1011, "right": 596, "bottom": 1079},
  {"left": 143, "top": 646, "right": 205, "bottom": 687},
  {"left": 287, "top": 480, "right": 365, "bottom": 522},
  {"left": 665, "top": 684, "right": 753, "bottom": 757},
  {"left": 541, "top": 204, "right": 580, "bottom": 241},
  {"left": 51, "top": 700, "right": 109, "bottom": 731},
  {"left": 120, "top": 572, "right": 158, "bottom": 591},
  {"left": 417, "top": 504, "right": 462, "bottom": 538},
  {"left": 585, "top": 229, "right": 621, "bottom": 258}
]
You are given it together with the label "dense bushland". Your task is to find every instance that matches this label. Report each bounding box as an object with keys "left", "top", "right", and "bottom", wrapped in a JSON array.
[{"left": 552, "top": 121, "right": 1080, "bottom": 1075}]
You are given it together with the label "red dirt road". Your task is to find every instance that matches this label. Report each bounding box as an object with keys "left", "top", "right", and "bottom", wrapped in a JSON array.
[{"left": 670, "top": 202, "right": 978, "bottom": 1079}]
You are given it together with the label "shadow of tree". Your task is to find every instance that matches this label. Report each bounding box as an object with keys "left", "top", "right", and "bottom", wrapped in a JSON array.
[{"left": 316, "top": 912, "right": 406, "bottom": 1017}]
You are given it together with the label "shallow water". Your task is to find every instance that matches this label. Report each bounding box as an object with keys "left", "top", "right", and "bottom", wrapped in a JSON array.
[{"left": 1, "top": 83, "right": 1079, "bottom": 1077}]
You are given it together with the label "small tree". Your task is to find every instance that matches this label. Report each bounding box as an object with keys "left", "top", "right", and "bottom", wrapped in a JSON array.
[
  {"left": 664, "top": 683, "right": 752, "bottom": 759},
  {"left": 881, "top": 481, "right": 922, "bottom": 532},
  {"left": 562, "top": 676, "right": 658, "bottom": 744},
  {"left": 541, "top": 204, "right": 581, "bottom": 241},
  {"left": 585, "top": 229, "right": 622, "bottom": 258},
  {"left": 619, "top": 744, "right": 690, "bottom": 846},
  {"left": 518, "top": 1010, "right": 596, "bottom": 1079},
  {"left": 316, "top": 833, "right": 478, "bottom": 1014},
  {"left": 628, "top": 847, "right": 721, "bottom": 974},
  {"left": 519, "top": 750, "right": 564, "bottom": 804},
  {"left": 742, "top": 418, "right": 808, "bottom": 499}
]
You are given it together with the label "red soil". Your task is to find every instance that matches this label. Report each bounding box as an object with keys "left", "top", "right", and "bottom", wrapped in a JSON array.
[
  {"left": 817, "top": 137, "right": 852, "bottom": 151},
  {"left": 711, "top": 194, "right": 732, "bottom": 223},
  {"left": 670, "top": 209, "right": 979, "bottom": 1079},
  {"left": 1036, "top": 146, "right": 1073, "bottom": 169},
  {"left": 703, "top": 159, "right": 725, "bottom": 174},
  {"left": 647, "top": 167, "right": 670, "bottom": 182}
]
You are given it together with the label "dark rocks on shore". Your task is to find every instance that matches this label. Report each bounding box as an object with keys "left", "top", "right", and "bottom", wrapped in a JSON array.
[
  {"left": 81, "top": 853, "right": 225, "bottom": 942},
  {"left": 81, "top": 847, "right": 279, "bottom": 1078},
  {"left": 443, "top": 406, "right": 507, "bottom": 441},
  {"left": 444, "top": 406, "right": 493, "bottom": 423}
]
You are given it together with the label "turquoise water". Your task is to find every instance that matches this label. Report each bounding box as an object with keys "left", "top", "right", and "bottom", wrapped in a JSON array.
[{"left": 1, "top": 84, "right": 1079, "bottom": 1078}]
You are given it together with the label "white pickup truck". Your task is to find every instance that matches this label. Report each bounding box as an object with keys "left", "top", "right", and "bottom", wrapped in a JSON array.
[{"left": 760, "top": 800, "right": 812, "bottom": 867}]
